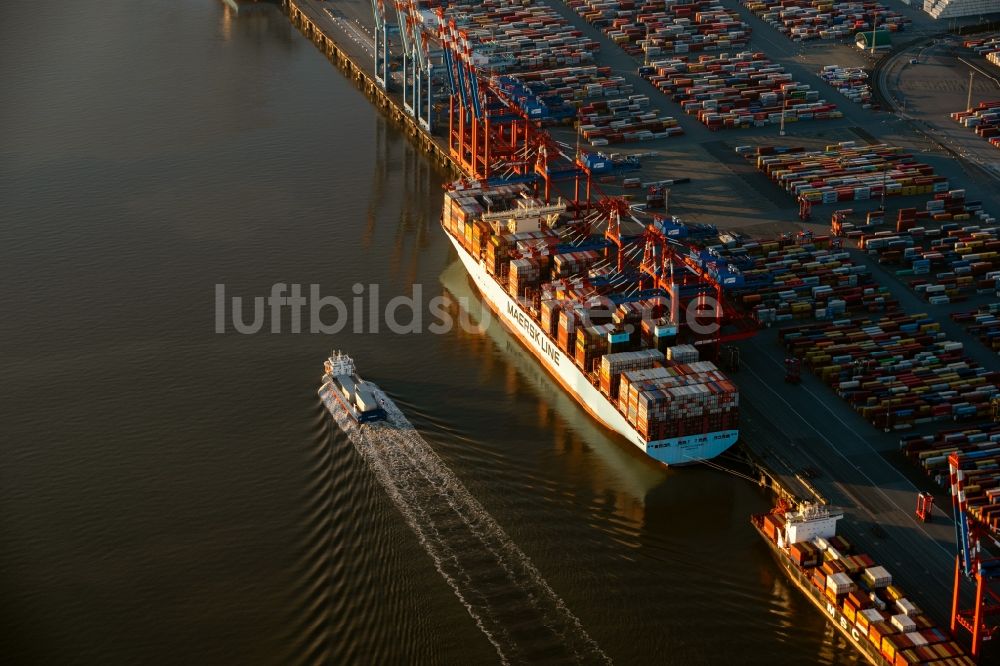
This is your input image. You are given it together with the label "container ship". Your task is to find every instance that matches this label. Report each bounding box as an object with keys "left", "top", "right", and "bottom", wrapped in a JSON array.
[
  {"left": 318, "top": 351, "right": 387, "bottom": 424},
  {"left": 751, "top": 503, "right": 973, "bottom": 666},
  {"left": 441, "top": 182, "right": 739, "bottom": 465}
]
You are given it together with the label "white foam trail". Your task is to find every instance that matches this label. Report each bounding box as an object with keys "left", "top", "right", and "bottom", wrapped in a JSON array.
[{"left": 321, "top": 386, "right": 612, "bottom": 665}]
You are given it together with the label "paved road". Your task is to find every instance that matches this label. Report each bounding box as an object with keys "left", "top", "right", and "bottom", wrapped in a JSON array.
[
  {"left": 882, "top": 37, "right": 1000, "bottom": 180},
  {"left": 295, "top": 0, "right": 404, "bottom": 87}
]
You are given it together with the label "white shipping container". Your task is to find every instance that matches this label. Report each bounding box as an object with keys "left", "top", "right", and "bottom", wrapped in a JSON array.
[
  {"left": 890, "top": 614, "right": 916, "bottom": 633},
  {"left": 896, "top": 598, "right": 920, "bottom": 617},
  {"left": 826, "top": 572, "right": 853, "bottom": 594},
  {"left": 863, "top": 565, "right": 892, "bottom": 588},
  {"left": 859, "top": 608, "right": 885, "bottom": 624}
]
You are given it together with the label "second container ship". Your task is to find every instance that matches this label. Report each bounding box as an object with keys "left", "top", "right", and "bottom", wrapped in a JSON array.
[
  {"left": 442, "top": 181, "right": 739, "bottom": 465},
  {"left": 752, "top": 503, "right": 973, "bottom": 666}
]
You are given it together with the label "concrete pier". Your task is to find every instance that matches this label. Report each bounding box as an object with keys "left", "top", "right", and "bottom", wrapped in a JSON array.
[{"left": 282, "top": 0, "right": 459, "bottom": 175}]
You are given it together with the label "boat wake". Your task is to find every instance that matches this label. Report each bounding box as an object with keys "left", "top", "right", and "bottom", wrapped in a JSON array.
[{"left": 323, "top": 387, "right": 612, "bottom": 665}]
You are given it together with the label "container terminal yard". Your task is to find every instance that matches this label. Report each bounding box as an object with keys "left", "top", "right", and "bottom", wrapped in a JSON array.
[{"left": 278, "top": 0, "right": 1000, "bottom": 661}]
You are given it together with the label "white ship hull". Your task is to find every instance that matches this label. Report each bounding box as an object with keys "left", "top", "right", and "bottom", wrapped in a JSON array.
[{"left": 446, "top": 231, "right": 738, "bottom": 466}]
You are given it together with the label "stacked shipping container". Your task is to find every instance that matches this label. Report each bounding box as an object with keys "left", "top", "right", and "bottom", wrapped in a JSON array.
[
  {"left": 849, "top": 203, "right": 1000, "bottom": 304},
  {"left": 818, "top": 65, "right": 872, "bottom": 106},
  {"left": 496, "top": 66, "right": 633, "bottom": 123},
  {"left": 742, "top": 0, "right": 908, "bottom": 42},
  {"left": 903, "top": 426, "right": 1000, "bottom": 531},
  {"left": 781, "top": 313, "right": 1000, "bottom": 429},
  {"left": 618, "top": 362, "right": 740, "bottom": 441},
  {"left": 834, "top": 197, "right": 996, "bottom": 242},
  {"left": 741, "top": 142, "right": 949, "bottom": 204},
  {"left": 907, "top": 224, "right": 1000, "bottom": 304},
  {"left": 577, "top": 96, "right": 683, "bottom": 144},
  {"left": 562, "top": 0, "right": 750, "bottom": 58},
  {"left": 950, "top": 101, "right": 1000, "bottom": 151},
  {"left": 641, "top": 52, "right": 840, "bottom": 129},
  {"left": 707, "top": 235, "right": 896, "bottom": 322},
  {"left": 445, "top": 1, "right": 685, "bottom": 141},
  {"left": 509, "top": 256, "right": 547, "bottom": 297},
  {"left": 445, "top": 0, "right": 599, "bottom": 72},
  {"left": 963, "top": 34, "right": 1000, "bottom": 60},
  {"left": 600, "top": 349, "right": 664, "bottom": 397},
  {"left": 951, "top": 303, "right": 1000, "bottom": 354}
]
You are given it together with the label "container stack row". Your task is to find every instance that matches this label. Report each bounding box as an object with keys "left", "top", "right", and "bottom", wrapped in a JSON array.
[
  {"left": 493, "top": 65, "right": 684, "bottom": 141},
  {"left": 600, "top": 349, "right": 665, "bottom": 397},
  {"left": 739, "top": 142, "right": 949, "bottom": 204},
  {"left": 476, "top": 232, "right": 673, "bottom": 371},
  {"left": 443, "top": 184, "right": 533, "bottom": 268},
  {"left": 834, "top": 196, "right": 995, "bottom": 242},
  {"left": 963, "top": 34, "right": 1000, "bottom": 58},
  {"left": 902, "top": 425, "right": 1000, "bottom": 480},
  {"left": 862, "top": 218, "right": 1000, "bottom": 305},
  {"left": 904, "top": 426, "right": 1000, "bottom": 533},
  {"left": 550, "top": 293, "right": 740, "bottom": 443},
  {"left": 780, "top": 313, "right": 1000, "bottom": 429},
  {"left": 757, "top": 513, "right": 972, "bottom": 666},
  {"left": 818, "top": 65, "right": 872, "bottom": 107},
  {"left": 495, "top": 66, "right": 635, "bottom": 123},
  {"left": 707, "top": 236, "right": 897, "bottom": 323},
  {"left": 741, "top": 0, "right": 908, "bottom": 42},
  {"left": 902, "top": 426, "right": 1000, "bottom": 529},
  {"left": 445, "top": 0, "right": 599, "bottom": 72},
  {"left": 443, "top": 0, "right": 644, "bottom": 131},
  {"left": 944, "top": 451, "right": 1000, "bottom": 531},
  {"left": 649, "top": 219, "right": 900, "bottom": 321},
  {"left": 577, "top": 96, "right": 684, "bottom": 144},
  {"left": 562, "top": 0, "right": 750, "bottom": 58},
  {"left": 640, "top": 52, "right": 840, "bottom": 130},
  {"left": 838, "top": 192, "right": 995, "bottom": 243},
  {"left": 557, "top": 295, "right": 671, "bottom": 360},
  {"left": 950, "top": 101, "right": 1000, "bottom": 151},
  {"left": 951, "top": 303, "right": 1000, "bottom": 354}
]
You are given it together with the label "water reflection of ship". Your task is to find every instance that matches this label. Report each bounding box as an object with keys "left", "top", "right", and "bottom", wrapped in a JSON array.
[
  {"left": 440, "top": 257, "right": 778, "bottom": 633},
  {"left": 369, "top": 116, "right": 449, "bottom": 285},
  {"left": 439, "top": 259, "right": 663, "bottom": 503}
]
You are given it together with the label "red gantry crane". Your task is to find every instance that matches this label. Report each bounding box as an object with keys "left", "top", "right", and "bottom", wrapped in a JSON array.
[
  {"left": 636, "top": 219, "right": 758, "bottom": 358},
  {"left": 437, "top": 10, "right": 590, "bottom": 210},
  {"left": 433, "top": 4, "right": 759, "bottom": 356},
  {"left": 949, "top": 451, "right": 1000, "bottom": 659}
]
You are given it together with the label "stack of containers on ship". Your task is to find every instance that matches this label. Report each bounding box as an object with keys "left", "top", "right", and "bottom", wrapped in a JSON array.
[{"left": 443, "top": 183, "right": 740, "bottom": 446}]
